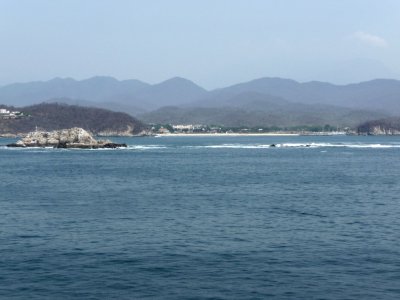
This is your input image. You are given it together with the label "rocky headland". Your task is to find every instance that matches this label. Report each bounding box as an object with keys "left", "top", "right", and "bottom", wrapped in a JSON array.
[
  {"left": 7, "top": 127, "right": 127, "bottom": 149},
  {"left": 357, "top": 117, "right": 400, "bottom": 135},
  {"left": 0, "top": 103, "right": 145, "bottom": 136}
]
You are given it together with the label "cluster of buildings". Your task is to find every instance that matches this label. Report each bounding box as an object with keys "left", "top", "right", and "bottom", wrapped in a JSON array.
[
  {"left": 172, "top": 124, "right": 205, "bottom": 133},
  {"left": 0, "top": 108, "right": 24, "bottom": 119},
  {"left": 154, "top": 124, "right": 235, "bottom": 134},
  {"left": 152, "top": 124, "right": 208, "bottom": 134}
]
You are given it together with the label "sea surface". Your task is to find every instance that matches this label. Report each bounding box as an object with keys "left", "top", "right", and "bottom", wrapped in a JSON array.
[{"left": 1, "top": 135, "right": 400, "bottom": 299}]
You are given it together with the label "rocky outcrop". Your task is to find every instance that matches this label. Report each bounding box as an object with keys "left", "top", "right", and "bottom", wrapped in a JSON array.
[
  {"left": 7, "top": 127, "right": 127, "bottom": 148},
  {"left": 367, "top": 126, "right": 400, "bottom": 135},
  {"left": 357, "top": 118, "right": 400, "bottom": 135},
  {"left": 97, "top": 125, "right": 135, "bottom": 137}
]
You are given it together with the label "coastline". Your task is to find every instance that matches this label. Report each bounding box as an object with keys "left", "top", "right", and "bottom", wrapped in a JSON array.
[
  {"left": 155, "top": 133, "right": 300, "bottom": 137},
  {"left": 1, "top": 131, "right": 353, "bottom": 138},
  {"left": 0, "top": 132, "right": 348, "bottom": 138}
]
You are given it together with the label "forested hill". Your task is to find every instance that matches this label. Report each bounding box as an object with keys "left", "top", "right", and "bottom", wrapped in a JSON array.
[{"left": 0, "top": 103, "right": 145, "bottom": 135}]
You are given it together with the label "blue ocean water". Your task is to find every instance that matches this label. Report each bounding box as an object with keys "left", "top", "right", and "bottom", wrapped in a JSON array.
[{"left": 1, "top": 135, "right": 400, "bottom": 299}]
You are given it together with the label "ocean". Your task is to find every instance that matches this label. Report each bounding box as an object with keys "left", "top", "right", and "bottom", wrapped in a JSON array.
[{"left": 1, "top": 135, "right": 400, "bottom": 299}]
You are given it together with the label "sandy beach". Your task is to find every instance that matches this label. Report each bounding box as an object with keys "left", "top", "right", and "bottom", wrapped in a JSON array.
[{"left": 155, "top": 133, "right": 300, "bottom": 137}]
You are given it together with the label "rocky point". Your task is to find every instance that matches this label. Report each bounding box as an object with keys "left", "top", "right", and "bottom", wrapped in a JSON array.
[{"left": 7, "top": 127, "right": 127, "bottom": 149}]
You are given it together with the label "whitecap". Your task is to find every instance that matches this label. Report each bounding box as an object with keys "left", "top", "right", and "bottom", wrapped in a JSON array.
[{"left": 126, "top": 145, "right": 168, "bottom": 150}]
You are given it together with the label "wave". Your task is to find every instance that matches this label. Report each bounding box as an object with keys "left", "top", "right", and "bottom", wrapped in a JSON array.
[
  {"left": 278, "top": 143, "right": 400, "bottom": 149},
  {"left": 188, "top": 144, "right": 271, "bottom": 149},
  {"left": 126, "top": 145, "right": 168, "bottom": 150},
  {"left": 2, "top": 142, "right": 400, "bottom": 152},
  {"left": 185, "top": 143, "right": 400, "bottom": 149}
]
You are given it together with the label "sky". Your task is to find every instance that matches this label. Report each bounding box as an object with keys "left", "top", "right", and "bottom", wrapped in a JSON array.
[{"left": 0, "top": 0, "right": 399, "bottom": 89}]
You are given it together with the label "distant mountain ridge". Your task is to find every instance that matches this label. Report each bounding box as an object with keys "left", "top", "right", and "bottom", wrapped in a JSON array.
[
  {"left": 1, "top": 76, "right": 400, "bottom": 112},
  {"left": 0, "top": 76, "right": 149, "bottom": 107},
  {"left": 196, "top": 77, "right": 400, "bottom": 114},
  {"left": 1, "top": 76, "right": 400, "bottom": 127},
  {"left": 0, "top": 76, "right": 207, "bottom": 113}
]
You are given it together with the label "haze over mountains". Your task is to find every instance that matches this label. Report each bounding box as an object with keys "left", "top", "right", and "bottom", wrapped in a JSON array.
[
  {"left": 0, "top": 76, "right": 207, "bottom": 113},
  {"left": 1, "top": 76, "right": 399, "bottom": 127}
]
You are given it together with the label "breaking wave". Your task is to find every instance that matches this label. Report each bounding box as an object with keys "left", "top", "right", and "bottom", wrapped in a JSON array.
[
  {"left": 184, "top": 142, "right": 400, "bottom": 149},
  {"left": 276, "top": 142, "right": 400, "bottom": 148},
  {"left": 2, "top": 142, "right": 400, "bottom": 152},
  {"left": 126, "top": 145, "right": 168, "bottom": 150}
]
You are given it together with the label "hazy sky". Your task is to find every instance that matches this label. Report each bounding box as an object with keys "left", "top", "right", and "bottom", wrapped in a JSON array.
[{"left": 0, "top": 0, "right": 399, "bottom": 88}]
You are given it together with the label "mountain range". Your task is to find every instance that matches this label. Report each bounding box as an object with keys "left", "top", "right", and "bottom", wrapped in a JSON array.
[
  {"left": 0, "top": 76, "right": 207, "bottom": 113},
  {"left": 1, "top": 76, "right": 399, "bottom": 127}
]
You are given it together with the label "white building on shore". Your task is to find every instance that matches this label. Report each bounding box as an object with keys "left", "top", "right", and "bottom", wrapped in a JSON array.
[{"left": 0, "top": 108, "right": 23, "bottom": 119}]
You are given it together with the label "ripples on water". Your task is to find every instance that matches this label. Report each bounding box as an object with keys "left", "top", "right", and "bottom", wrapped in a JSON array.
[{"left": 1, "top": 135, "right": 400, "bottom": 299}]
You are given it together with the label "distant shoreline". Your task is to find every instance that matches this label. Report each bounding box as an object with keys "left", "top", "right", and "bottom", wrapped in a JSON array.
[
  {"left": 1, "top": 132, "right": 353, "bottom": 138},
  {"left": 156, "top": 133, "right": 300, "bottom": 137},
  {"left": 1, "top": 133, "right": 300, "bottom": 138},
  {"left": 154, "top": 132, "right": 353, "bottom": 137}
]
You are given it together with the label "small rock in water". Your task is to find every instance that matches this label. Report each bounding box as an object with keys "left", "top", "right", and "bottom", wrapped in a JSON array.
[{"left": 102, "top": 143, "right": 128, "bottom": 148}]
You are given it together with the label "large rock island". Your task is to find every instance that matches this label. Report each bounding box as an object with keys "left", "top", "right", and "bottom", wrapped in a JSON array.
[{"left": 7, "top": 127, "right": 127, "bottom": 149}]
